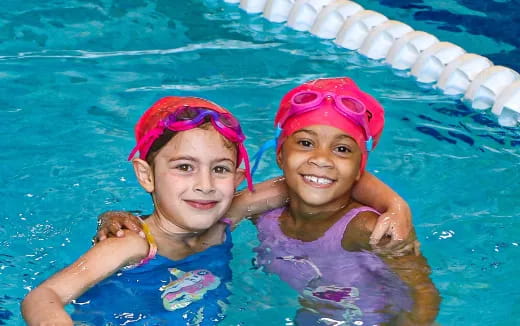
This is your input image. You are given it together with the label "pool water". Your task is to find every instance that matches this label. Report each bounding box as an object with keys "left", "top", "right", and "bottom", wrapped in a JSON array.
[{"left": 1, "top": 0, "right": 519, "bottom": 325}]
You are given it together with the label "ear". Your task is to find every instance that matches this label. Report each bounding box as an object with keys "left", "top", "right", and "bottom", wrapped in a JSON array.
[
  {"left": 276, "top": 149, "right": 284, "bottom": 169},
  {"left": 132, "top": 158, "right": 154, "bottom": 193},
  {"left": 234, "top": 168, "right": 246, "bottom": 188},
  {"left": 355, "top": 169, "right": 362, "bottom": 182}
]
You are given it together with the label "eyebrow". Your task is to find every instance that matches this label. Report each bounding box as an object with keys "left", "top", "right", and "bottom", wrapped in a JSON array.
[
  {"left": 334, "top": 134, "right": 356, "bottom": 142},
  {"left": 169, "top": 156, "right": 236, "bottom": 165},
  {"left": 293, "top": 129, "right": 318, "bottom": 137},
  {"left": 293, "top": 129, "right": 355, "bottom": 142}
]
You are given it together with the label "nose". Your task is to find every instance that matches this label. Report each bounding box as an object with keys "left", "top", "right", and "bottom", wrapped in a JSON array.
[
  {"left": 193, "top": 169, "right": 215, "bottom": 194},
  {"left": 308, "top": 148, "right": 334, "bottom": 168}
]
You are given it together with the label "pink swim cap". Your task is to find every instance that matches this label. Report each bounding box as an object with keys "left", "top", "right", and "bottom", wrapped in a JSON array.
[{"left": 275, "top": 77, "right": 385, "bottom": 172}]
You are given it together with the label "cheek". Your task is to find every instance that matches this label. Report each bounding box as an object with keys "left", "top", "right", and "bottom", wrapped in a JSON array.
[
  {"left": 216, "top": 177, "right": 237, "bottom": 197},
  {"left": 154, "top": 173, "right": 184, "bottom": 196},
  {"left": 279, "top": 148, "right": 300, "bottom": 168},
  {"left": 339, "top": 156, "right": 361, "bottom": 177}
]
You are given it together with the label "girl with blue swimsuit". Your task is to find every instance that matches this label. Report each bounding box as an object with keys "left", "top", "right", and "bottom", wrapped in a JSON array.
[{"left": 22, "top": 96, "right": 255, "bottom": 325}]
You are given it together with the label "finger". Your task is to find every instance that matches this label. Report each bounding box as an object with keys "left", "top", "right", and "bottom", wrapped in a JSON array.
[
  {"left": 96, "top": 230, "right": 107, "bottom": 241},
  {"left": 122, "top": 219, "right": 145, "bottom": 238},
  {"left": 414, "top": 240, "right": 421, "bottom": 256},
  {"left": 107, "top": 221, "right": 124, "bottom": 237},
  {"left": 389, "top": 225, "right": 410, "bottom": 243},
  {"left": 382, "top": 239, "right": 404, "bottom": 250},
  {"left": 381, "top": 239, "right": 419, "bottom": 256},
  {"left": 369, "top": 217, "right": 391, "bottom": 245}
]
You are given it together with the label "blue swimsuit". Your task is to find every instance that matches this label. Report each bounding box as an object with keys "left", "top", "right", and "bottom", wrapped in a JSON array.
[{"left": 72, "top": 227, "right": 233, "bottom": 326}]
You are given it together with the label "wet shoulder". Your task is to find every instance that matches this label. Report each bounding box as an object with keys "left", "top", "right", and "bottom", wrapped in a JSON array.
[{"left": 341, "top": 208, "right": 379, "bottom": 251}]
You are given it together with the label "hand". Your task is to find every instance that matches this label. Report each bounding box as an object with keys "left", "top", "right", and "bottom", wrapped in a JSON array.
[
  {"left": 369, "top": 202, "right": 420, "bottom": 256},
  {"left": 94, "top": 211, "right": 144, "bottom": 242}
]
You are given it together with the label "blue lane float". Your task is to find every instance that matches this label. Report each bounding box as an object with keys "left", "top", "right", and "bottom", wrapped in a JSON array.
[{"left": 227, "top": 0, "right": 520, "bottom": 127}]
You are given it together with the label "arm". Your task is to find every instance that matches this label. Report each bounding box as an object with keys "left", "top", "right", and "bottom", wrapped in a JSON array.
[
  {"left": 97, "top": 173, "right": 410, "bottom": 242},
  {"left": 225, "top": 176, "right": 288, "bottom": 225},
  {"left": 344, "top": 212, "right": 440, "bottom": 326},
  {"left": 352, "top": 172, "right": 414, "bottom": 250},
  {"left": 95, "top": 176, "right": 289, "bottom": 238},
  {"left": 21, "top": 232, "right": 147, "bottom": 325},
  {"left": 382, "top": 248, "right": 441, "bottom": 326}
]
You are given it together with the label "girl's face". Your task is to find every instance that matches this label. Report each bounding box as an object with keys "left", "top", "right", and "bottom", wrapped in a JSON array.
[
  {"left": 137, "top": 126, "right": 242, "bottom": 232},
  {"left": 277, "top": 124, "right": 362, "bottom": 211}
]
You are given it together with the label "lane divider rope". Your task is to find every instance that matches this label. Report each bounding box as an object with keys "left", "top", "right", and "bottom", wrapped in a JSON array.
[{"left": 224, "top": 0, "right": 520, "bottom": 127}]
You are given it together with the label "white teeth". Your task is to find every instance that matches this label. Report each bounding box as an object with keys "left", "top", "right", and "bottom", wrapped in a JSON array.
[{"left": 304, "top": 175, "right": 333, "bottom": 185}]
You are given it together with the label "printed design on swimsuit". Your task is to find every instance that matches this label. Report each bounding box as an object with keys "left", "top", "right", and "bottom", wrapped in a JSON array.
[
  {"left": 159, "top": 268, "right": 221, "bottom": 311},
  {"left": 278, "top": 255, "right": 364, "bottom": 322},
  {"left": 302, "top": 284, "right": 364, "bottom": 323}
]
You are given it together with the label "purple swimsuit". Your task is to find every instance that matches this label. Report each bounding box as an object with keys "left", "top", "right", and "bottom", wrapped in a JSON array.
[{"left": 254, "top": 206, "right": 413, "bottom": 324}]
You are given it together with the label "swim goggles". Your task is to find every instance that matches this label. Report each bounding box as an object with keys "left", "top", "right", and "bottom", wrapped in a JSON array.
[
  {"left": 128, "top": 106, "right": 254, "bottom": 191},
  {"left": 251, "top": 91, "right": 374, "bottom": 176},
  {"left": 278, "top": 90, "right": 373, "bottom": 151}
]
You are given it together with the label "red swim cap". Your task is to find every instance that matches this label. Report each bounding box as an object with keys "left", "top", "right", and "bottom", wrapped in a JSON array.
[
  {"left": 275, "top": 77, "right": 385, "bottom": 172},
  {"left": 134, "top": 96, "right": 230, "bottom": 147}
]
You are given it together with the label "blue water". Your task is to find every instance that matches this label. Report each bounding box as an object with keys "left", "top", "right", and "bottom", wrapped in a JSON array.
[{"left": 1, "top": 0, "right": 519, "bottom": 325}]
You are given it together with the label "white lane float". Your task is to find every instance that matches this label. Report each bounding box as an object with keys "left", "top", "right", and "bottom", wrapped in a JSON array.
[
  {"left": 359, "top": 20, "right": 413, "bottom": 60},
  {"left": 492, "top": 81, "right": 520, "bottom": 127},
  {"left": 411, "top": 42, "right": 466, "bottom": 84},
  {"left": 310, "top": 1, "right": 363, "bottom": 39},
  {"left": 228, "top": 0, "right": 520, "bottom": 126},
  {"left": 263, "top": 0, "right": 295, "bottom": 23},
  {"left": 240, "top": 0, "right": 268, "bottom": 13},
  {"left": 437, "top": 54, "right": 493, "bottom": 96},
  {"left": 386, "top": 31, "right": 439, "bottom": 70},
  {"left": 334, "top": 10, "right": 388, "bottom": 50},
  {"left": 464, "top": 66, "right": 519, "bottom": 110},
  {"left": 287, "top": 0, "right": 335, "bottom": 32}
]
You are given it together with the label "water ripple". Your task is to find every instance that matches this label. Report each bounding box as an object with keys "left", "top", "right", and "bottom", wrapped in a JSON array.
[
  {"left": 0, "top": 40, "right": 281, "bottom": 61},
  {"left": 125, "top": 74, "right": 323, "bottom": 92}
]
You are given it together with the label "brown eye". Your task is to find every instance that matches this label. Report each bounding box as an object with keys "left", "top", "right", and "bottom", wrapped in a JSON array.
[
  {"left": 176, "top": 164, "right": 193, "bottom": 172},
  {"left": 298, "top": 140, "right": 312, "bottom": 147},
  {"left": 336, "top": 145, "right": 351, "bottom": 153},
  {"left": 214, "top": 166, "right": 231, "bottom": 174}
]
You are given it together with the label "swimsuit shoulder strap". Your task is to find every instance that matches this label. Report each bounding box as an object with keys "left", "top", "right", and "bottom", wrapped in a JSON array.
[
  {"left": 256, "top": 207, "right": 285, "bottom": 236},
  {"left": 324, "top": 206, "right": 380, "bottom": 248}
]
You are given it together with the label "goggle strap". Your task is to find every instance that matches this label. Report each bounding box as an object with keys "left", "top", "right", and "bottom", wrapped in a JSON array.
[
  {"left": 250, "top": 139, "right": 276, "bottom": 176},
  {"left": 250, "top": 127, "right": 282, "bottom": 176},
  {"left": 238, "top": 144, "right": 254, "bottom": 192},
  {"left": 127, "top": 127, "right": 165, "bottom": 161},
  {"left": 128, "top": 146, "right": 139, "bottom": 161},
  {"left": 366, "top": 136, "right": 373, "bottom": 152}
]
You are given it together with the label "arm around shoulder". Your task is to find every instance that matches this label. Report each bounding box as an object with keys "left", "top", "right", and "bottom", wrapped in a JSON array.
[
  {"left": 379, "top": 233, "right": 441, "bottom": 325},
  {"left": 226, "top": 176, "right": 288, "bottom": 226},
  {"left": 22, "top": 232, "right": 149, "bottom": 325},
  {"left": 342, "top": 210, "right": 440, "bottom": 325},
  {"left": 352, "top": 172, "right": 414, "bottom": 248}
]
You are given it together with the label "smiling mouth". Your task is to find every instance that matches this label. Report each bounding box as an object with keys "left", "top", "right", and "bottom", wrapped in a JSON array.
[
  {"left": 184, "top": 200, "right": 218, "bottom": 210},
  {"left": 301, "top": 174, "right": 335, "bottom": 187}
]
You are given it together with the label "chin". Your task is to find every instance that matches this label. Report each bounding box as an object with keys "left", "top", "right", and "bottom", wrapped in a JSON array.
[
  {"left": 186, "top": 223, "right": 215, "bottom": 233},
  {"left": 298, "top": 196, "right": 333, "bottom": 207}
]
